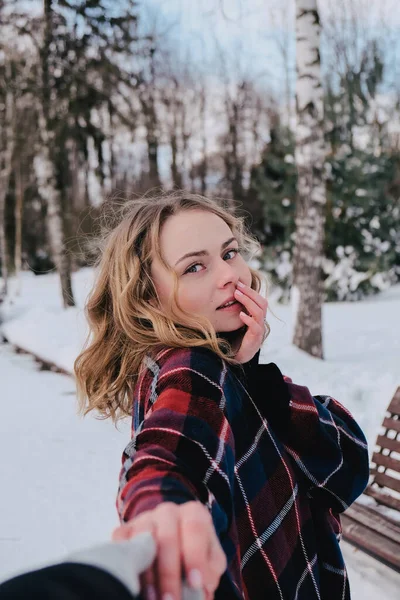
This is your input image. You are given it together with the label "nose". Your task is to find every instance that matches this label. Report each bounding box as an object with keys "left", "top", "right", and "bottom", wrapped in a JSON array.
[{"left": 216, "top": 257, "right": 238, "bottom": 288}]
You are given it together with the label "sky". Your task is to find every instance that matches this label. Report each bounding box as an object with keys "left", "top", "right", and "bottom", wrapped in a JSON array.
[
  {"left": 13, "top": 0, "right": 400, "bottom": 98},
  {"left": 142, "top": 0, "right": 293, "bottom": 88},
  {"left": 141, "top": 0, "right": 400, "bottom": 93}
]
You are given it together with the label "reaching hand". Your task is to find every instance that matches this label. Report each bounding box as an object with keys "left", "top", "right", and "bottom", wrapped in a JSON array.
[
  {"left": 112, "top": 501, "right": 227, "bottom": 600},
  {"left": 233, "top": 282, "right": 268, "bottom": 364}
]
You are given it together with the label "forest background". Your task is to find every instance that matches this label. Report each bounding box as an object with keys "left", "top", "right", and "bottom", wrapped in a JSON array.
[{"left": 0, "top": 0, "right": 399, "bottom": 312}]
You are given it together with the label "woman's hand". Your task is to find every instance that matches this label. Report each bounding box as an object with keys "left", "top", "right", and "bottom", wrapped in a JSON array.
[
  {"left": 112, "top": 501, "right": 227, "bottom": 600},
  {"left": 233, "top": 282, "right": 268, "bottom": 364}
]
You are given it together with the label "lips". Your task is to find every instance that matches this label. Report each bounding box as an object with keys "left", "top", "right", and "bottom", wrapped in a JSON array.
[{"left": 217, "top": 296, "right": 237, "bottom": 309}]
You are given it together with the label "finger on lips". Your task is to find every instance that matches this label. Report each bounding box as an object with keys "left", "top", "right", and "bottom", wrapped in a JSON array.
[
  {"left": 235, "top": 284, "right": 268, "bottom": 319},
  {"left": 236, "top": 282, "right": 268, "bottom": 309},
  {"left": 235, "top": 290, "right": 263, "bottom": 321}
]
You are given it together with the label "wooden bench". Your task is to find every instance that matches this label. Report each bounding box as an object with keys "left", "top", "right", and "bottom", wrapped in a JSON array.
[{"left": 341, "top": 386, "right": 400, "bottom": 572}]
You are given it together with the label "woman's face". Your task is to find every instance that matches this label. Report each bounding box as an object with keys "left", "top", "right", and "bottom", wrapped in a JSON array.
[{"left": 150, "top": 209, "right": 252, "bottom": 332}]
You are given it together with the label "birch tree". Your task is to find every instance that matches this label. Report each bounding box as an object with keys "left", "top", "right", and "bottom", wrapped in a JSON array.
[
  {"left": 35, "top": 0, "right": 75, "bottom": 308},
  {"left": 292, "top": 0, "right": 326, "bottom": 358}
]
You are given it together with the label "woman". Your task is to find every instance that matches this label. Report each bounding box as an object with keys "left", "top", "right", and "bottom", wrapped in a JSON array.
[{"left": 75, "top": 191, "right": 369, "bottom": 600}]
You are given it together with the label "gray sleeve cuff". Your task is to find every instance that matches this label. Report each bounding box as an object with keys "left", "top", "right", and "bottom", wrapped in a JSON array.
[
  {"left": 65, "top": 532, "right": 204, "bottom": 600},
  {"left": 66, "top": 532, "right": 155, "bottom": 597}
]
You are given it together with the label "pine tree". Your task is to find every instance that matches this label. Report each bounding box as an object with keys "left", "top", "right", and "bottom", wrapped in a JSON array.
[
  {"left": 249, "top": 34, "right": 399, "bottom": 303},
  {"left": 324, "top": 148, "right": 400, "bottom": 300},
  {"left": 248, "top": 119, "right": 296, "bottom": 300},
  {"left": 323, "top": 36, "right": 399, "bottom": 300}
]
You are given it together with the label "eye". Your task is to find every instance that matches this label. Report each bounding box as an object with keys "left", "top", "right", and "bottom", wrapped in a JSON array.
[
  {"left": 183, "top": 247, "right": 241, "bottom": 275},
  {"left": 184, "top": 262, "right": 203, "bottom": 275},
  {"left": 224, "top": 248, "right": 240, "bottom": 260}
]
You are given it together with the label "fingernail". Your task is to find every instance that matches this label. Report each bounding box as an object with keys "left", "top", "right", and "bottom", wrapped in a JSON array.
[
  {"left": 147, "top": 584, "right": 157, "bottom": 600},
  {"left": 162, "top": 594, "right": 174, "bottom": 600},
  {"left": 237, "top": 281, "right": 245, "bottom": 288},
  {"left": 235, "top": 289, "right": 243, "bottom": 296},
  {"left": 188, "top": 569, "right": 203, "bottom": 589}
]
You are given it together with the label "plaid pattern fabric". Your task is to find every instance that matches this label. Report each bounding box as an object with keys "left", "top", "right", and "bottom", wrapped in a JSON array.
[{"left": 117, "top": 346, "right": 369, "bottom": 599}]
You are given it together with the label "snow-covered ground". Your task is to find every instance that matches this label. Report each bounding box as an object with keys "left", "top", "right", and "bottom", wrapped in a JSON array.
[
  {"left": 0, "top": 268, "right": 400, "bottom": 598},
  {"left": 0, "top": 343, "right": 130, "bottom": 578}
]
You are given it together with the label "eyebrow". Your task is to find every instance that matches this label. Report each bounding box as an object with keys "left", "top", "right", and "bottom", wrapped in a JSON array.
[{"left": 174, "top": 236, "right": 238, "bottom": 266}]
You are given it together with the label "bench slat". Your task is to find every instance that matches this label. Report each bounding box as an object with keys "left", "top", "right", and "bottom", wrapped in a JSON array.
[
  {"left": 382, "top": 417, "right": 400, "bottom": 434},
  {"left": 342, "top": 387, "right": 400, "bottom": 571},
  {"left": 365, "top": 485, "right": 400, "bottom": 511},
  {"left": 372, "top": 452, "right": 400, "bottom": 473},
  {"left": 344, "top": 502, "right": 400, "bottom": 544},
  {"left": 375, "top": 435, "right": 400, "bottom": 454},
  {"left": 341, "top": 512, "right": 400, "bottom": 572},
  {"left": 372, "top": 472, "right": 400, "bottom": 494}
]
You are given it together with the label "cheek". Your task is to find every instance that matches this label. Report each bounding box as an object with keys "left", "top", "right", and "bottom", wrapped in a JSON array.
[
  {"left": 239, "top": 260, "right": 252, "bottom": 286},
  {"left": 153, "top": 279, "right": 170, "bottom": 307},
  {"left": 178, "top": 285, "right": 205, "bottom": 311}
]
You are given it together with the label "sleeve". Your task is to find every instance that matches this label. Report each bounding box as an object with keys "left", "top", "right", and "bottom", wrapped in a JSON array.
[
  {"left": 116, "top": 349, "right": 236, "bottom": 527},
  {"left": 247, "top": 362, "right": 369, "bottom": 513}
]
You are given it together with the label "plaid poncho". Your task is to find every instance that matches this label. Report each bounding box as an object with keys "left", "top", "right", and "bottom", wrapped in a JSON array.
[{"left": 117, "top": 346, "right": 369, "bottom": 599}]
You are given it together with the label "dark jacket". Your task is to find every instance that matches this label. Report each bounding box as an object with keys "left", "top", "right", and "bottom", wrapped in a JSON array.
[{"left": 117, "top": 346, "right": 369, "bottom": 599}]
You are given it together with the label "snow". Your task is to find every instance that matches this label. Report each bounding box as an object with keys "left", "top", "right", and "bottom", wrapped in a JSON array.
[
  {"left": 0, "top": 343, "right": 129, "bottom": 579},
  {"left": 1, "top": 268, "right": 400, "bottom": 597},
  {"left": 1, "top": 269, "right": 93, "bottom": 373}
]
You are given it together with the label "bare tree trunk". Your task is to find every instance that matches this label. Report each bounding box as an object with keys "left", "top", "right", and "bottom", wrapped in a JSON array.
[
  {"left": 37, "top": 0, "right": 75, "bottom": 308},
  {"left": 0, "top": 62, "right": 15, "bottom": 299},
  {"left": 180, "top": 98, "right": 191, "bottom": 189},
  {"left": 224, "top": 94, "right": 244, "bottom": 204},
  {"left": 141, "top": 97, "right": 161, "bottom": 188},
  {"left": 14, "top": 161, "right": 24, "bottom": 294},
  {"left": 199, "top": 88, "right": 208, "bottom": 195},
  {"left": 0, "top": 192, "right": 9, "bottom": 299},
  {"left": 292, "top": 0, "right": 326, "bottom": 358},
  {"left": 231, "top": 101, "right": 244, "bottom": 200},
  {"left": 108, "top": 101, "right": 117, "bottom": 192},
  {"left": 140, "top": 46, "right": 161, "bottom": 189},
  {"left": 170, "top": 130, "right": 183, "bottom": 188}
]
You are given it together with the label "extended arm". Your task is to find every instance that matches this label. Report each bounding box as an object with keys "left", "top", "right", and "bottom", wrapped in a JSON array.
[
  {"left": 115, "top": 348, "right": 239, "bottom": 599},
  {"left": 116, "top": 349, "right": 235, "bottom": 525}
]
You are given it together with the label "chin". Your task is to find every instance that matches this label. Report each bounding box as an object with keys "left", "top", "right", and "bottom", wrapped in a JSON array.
[{"left": 215, "top": 322, "right": 245, "bottom": 334}]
